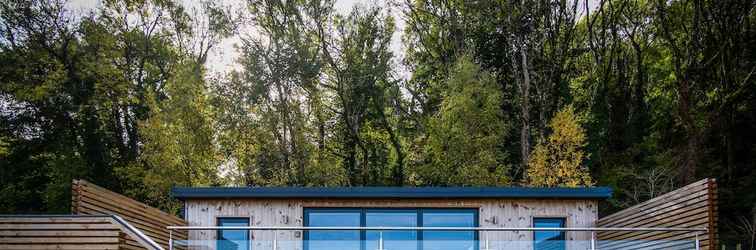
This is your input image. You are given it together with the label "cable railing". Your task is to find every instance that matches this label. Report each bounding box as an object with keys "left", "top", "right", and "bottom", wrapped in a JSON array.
[{"left": 166, "top": 226, "right": 707, "bottom": 250}]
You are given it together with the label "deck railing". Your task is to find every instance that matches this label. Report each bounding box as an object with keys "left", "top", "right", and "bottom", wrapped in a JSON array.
[{"left": 166, "top": 226, "right": 708, "bottom": 250}]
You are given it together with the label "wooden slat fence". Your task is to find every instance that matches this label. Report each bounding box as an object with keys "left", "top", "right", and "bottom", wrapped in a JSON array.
[
  {"left": 597, "top": 178, "right": 718, "bottom": 250},
  {"left": 72, "top": 180, "right": 187, "bottom": 250},
  {"left": 0, "top": 215, "right": 125, "bottom": 250}
]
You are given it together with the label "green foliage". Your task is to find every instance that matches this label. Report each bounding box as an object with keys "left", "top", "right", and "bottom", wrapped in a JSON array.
[
  {"left": 0, "top": 0, "right": 235, "bottom": 213},
  {"left": 117, "top": 63, "right": 221, "bottom": 213},
  {"left": 414, "top": 56, "right": 510, "bottom": 186},
  {"left": 527, "top": 105, "right": 592, "bottom": 187},
  {"left": 1, "top": 1, "right": 756, "bottom": 245}
]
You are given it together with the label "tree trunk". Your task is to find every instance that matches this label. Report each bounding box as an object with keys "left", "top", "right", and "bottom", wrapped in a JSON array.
[{"left": 519, "top": 43, "right": 532, "bottom": 172}]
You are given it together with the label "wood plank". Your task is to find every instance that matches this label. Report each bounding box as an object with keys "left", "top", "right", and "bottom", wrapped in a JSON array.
[
  {"left": 598, "top": 179, "right": 710, "bottom": 223},
  {"left": 0, "top": 223, "right": 120, "bottom": 230},
  {"left": 73, "top": 180, "right": 185, "bottom": 225},
  {"left": 597, "top": 179, "right": 717, "bottom": 250},
  {"left": 76, "top": 201, "right": 178, "bottom": 243},
  {"left": 0, "top": 237, "right": 121, "bottom": 244},
  {"left": 0, "top": 244, "right": 120, "bottom": 250},
  {"left": 0, "top": 230, "right": 121, "bottom": 237},
  {"left": 0, "top": 217, "right": 113, "bottom": 224},
  {"left": 71, "top": 179, "right": 189, "bottom": 249}
]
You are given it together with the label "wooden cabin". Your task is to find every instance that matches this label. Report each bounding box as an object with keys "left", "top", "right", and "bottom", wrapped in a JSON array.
[{"left": 172, "top": 186, "right": 613, "bottom": 250}]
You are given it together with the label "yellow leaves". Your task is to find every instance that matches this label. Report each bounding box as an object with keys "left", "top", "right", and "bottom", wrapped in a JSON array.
[{"left": 527, "top": 105, "right": 593, "bottom": 187}]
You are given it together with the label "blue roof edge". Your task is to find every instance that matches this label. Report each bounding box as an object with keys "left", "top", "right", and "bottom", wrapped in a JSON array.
[{"left": 171, "top": 186, "right": 612, "bottom": 200}]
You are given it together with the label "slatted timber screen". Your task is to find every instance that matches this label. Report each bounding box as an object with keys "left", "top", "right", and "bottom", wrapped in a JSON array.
[
  {"left": 0, "top": 215, "right": 126, "bottom": 250},
  {"left": 72, "top": 179, "right": 187, "bottom": 250},
  {"left": 597, "top": 178, "right": 718, "bottom": 250}
]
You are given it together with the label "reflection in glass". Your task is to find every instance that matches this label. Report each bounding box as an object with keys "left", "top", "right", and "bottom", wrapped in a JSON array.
[
  {"left": 533, "top": 218, "right": 566, "bottom": 250},
  {"left": 422, "top": 210, "right": 477, "bottom": 250},
  {"left": 217, "top": 217, "right": 249, "bottom": 250},
  {"left": 366, "top": 210, "right": 418, "bottom": 250},
  {"left": 304, "top": 208, "right": 478, "bottom": 250},
  {"left": 305, "top": 209, "right": 361, "bottom": 250}
]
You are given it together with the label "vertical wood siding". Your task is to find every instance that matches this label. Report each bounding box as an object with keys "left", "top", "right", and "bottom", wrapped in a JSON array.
[{"left": 185, "top": 198, "right": 598, "bottom": 250}]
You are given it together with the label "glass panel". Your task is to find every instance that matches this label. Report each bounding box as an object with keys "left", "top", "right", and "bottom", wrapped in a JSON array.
[
  {"left": 533, "top": 218, "right": 565, "bottom": 250},
  {"left": 305, "top": 209, "right": 361, "bottom": 250},
  {"left": 422, "top": 209, "right": 477, "bottom": 250},
  {"left": 366, "top": 209, "right": 418, "bottom": 250},
  {"left": 217, "top": 217, "right": 249, "bottom": 250}
]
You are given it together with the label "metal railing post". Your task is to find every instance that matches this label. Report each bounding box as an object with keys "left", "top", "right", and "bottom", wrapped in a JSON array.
[
  {"left": 695, "top": 232, "right": 700, "bottom": 250},
  {"left": 168, "top": 230, "right": 173, "bottom": 250},
  {"left": 273, "top": 230, "right": 278, "bottom": 250},
  {"left": 484, "top": 232, "right": 490, "bottom": 250},
  {"left": 591, "top": 231, "right": 596, "bottom": 250},
  {"left": 378, "top": 231, "right": 384, "bottom": 250}
]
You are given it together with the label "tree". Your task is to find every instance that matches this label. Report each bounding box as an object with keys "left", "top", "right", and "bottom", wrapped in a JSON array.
[
  {"left": 117, "top": 63, "right": 220, "bottom": 213},
  {"left": 414, "top": 56, "right": 510, "bottom": 186},
  {"left": 318, "top": 5, "right": 404, "bottom": 186},
  {"left": 527, "top": 105, "right": 592, "bottom": 187}
]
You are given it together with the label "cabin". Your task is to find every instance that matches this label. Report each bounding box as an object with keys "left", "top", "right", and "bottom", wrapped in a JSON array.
[
  {"left": 171, "top": 186, "right": 611, "bottom": 250},
  {"left": 0, "top": 179, "right": 717, "bottom": 250}
]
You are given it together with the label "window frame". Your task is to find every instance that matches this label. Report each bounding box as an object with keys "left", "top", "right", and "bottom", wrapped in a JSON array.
[
  {"left": 532, "top": 217, "right": 567, "bottom": 250},
  {"left": 303, "top": 208, "right": 479, "bottom": 250},
  {"left": 216, "top": 217, "right": 251, "bottom": 250}
]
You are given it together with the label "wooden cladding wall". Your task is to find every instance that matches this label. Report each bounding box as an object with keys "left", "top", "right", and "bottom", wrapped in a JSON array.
[
  {"left": 596, "top": 178, "right": 718, "bottom": 250},
  {"left": 0, "top": 216, "right": 127, "bottom": 250},
  {"left": 185, "top": 198, "right": 599, "bottom": 250},
  {"left": 72, "top": 179, "right": 187, "bottom": 250}
]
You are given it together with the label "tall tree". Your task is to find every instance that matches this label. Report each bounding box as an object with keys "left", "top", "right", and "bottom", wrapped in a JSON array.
[
  {"left": 317, "top": 5, "right": 403, "bottom": 185},
  {"left": 414, "top": 56, "right": 510, "bottom": 186}
]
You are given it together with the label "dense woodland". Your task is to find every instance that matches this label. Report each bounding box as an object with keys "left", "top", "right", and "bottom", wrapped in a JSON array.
[{"left": 1, "top": 0, "right": 755, "bottom": 246}]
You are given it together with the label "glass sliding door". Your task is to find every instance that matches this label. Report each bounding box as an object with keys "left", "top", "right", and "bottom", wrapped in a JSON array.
[
  {"left": 366, "top": 209, "right": 418, "bottom": 250},
  {"left": 421, "top": 209, "right": 477, "bottom": 250},
  {"left": 304, "top": 208, "right": 478, "bottom": 250},
  {"left": 305, "top": 209, "right": 362, "bottom": 250}
]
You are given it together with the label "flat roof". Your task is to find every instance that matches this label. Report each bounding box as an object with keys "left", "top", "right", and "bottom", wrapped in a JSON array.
[{"left": 171, "top": 186, "right": 612, "bottom": 200}]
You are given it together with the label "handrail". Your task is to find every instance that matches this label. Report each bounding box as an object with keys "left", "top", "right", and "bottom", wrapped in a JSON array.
[
  {"left": 111, "top": 215, "right": 164, "bottom": 250},
  {"left": 166, "top": 225, "right": 707, "bottom": 232},
  {"left": 167, "top": 225, "right": 705, "bottom": 250}
]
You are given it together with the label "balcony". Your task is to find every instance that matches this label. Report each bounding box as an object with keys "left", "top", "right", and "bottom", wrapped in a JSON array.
[{"left": 166, "top": 226, "right": 707, "bottom": 250}]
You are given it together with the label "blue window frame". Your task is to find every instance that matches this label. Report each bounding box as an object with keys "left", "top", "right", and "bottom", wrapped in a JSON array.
[
  {"left": 533, "top": 218, "right": 566, "bottom": 250},
  {"left": 217, "top": 217, "right": 250, "bottom": 250},
  {"left": 304, "top": 208, "right": 477, "bottom": 250}
]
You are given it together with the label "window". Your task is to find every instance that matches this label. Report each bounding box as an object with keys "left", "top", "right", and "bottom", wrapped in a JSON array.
[
  {"left": 304, "top": 208, "right": 477, "bottom": 250},
  {"left": 533, "top": 218, "right": 566, "bottom": 250},
  {"left": 305, "top": 209, "right": 361, "bottom": 250},
  {"left": 217, "top": 217, "right": 250, "bottom": 250},
  {"left": 366, "top": 209, "right": 418, "bottom": 250},
  {"left": 422, "top": 209, "right": 477, "bottom": 250}
]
